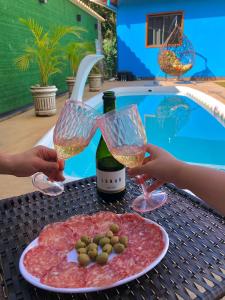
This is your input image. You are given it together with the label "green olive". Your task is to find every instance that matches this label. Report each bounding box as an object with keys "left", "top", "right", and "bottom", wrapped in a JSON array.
[
  {"left": 87, "top": 242, "right": 98, "bottom": 251},
  {"left": 99, "top": 237, "right": 110, "bottom": 247},
  {"left": 81, "top": 235, "right": 91, "bottom": 245},
  {"left": 96, "top": 252, "right": 108, "bottom": 265},
  {"left": 93, "top": 234, "right": 105, "bottom": 245},
  {"left": 77, "top": 247, "right": 87, "bottom": 254},
  {"left": 106, "top": 230, "right": 114, "bottom": 238},
  {"left": 110, "top": 236, "right": 119, "bottom": 245},
  {"left": 75, "top": 240, "right": 86, "bottom": 249},
  {"left": 110, "top": 223, "right": 120, "bottom": 234},
  {"left": 113, "top": 243, "right": 125, "bottom": 254},
  {"left": 119, "top": 236, "right": 128, "bottom": 247},
  {"left": 88, "top": 248, "right": 98, "bottom": 260},
  {"left": 102, "top": 243, "right": 112, "bottom": 254},
  {"left": 78, "top": 254, "right": 90, "bottom": 266}
]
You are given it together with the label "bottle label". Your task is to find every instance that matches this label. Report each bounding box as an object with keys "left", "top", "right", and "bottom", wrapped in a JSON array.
[{"left": 96, "top": 168, "right": 126, "bottom": 193}]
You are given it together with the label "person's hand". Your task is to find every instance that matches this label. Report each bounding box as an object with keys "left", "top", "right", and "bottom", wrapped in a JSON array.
[
  {"left": 10, "top": 146, "right": 65, "bottom": 181},
  {"left": 128, "top": 144, "right": 183, "bottom": 184}
]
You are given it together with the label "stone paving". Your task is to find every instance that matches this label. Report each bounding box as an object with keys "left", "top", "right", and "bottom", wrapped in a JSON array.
[{"left": 0, "top": 80, "right": 225, "bottom": 199}]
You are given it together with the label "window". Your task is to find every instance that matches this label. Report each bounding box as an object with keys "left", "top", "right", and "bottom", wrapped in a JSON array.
[
  {"left": 146, "top": 11, "right": 183, "bottom": 47},
  {"left": 76, "top": 14, "right": 82, "bottom": 22}
]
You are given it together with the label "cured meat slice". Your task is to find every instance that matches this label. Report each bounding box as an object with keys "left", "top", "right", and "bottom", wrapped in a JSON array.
[
  {"left": 118, "top": 214, "right": 165, "bottom": 269},
  {"left": 85, "top": 262, "right": 124, "bottom": 287},
  {"left": 119, "top": 213, "right": 144, "bottom": 235},
  {"left": 41, "top": 259, "right": 86, "bottom": 288},
  {"left": 110, "top": 248, "right": 145, "bottom": 277},
  {"left": 65, "top": 214, "right": 99, "bottom": 238},
  {"left": 126, "top": 221, "right": 164, "bottom": 250},
  {"left": 91, "top": 211, "right": 122, "bottom": 234},
  {"left": 39, "top": 222, "right": 75, "bottom": 251},
  {"left": 23, "top": 246, "right": 66, "bottom": 278},
  {"left": 112, "top": 245, "right": 161, "bottom": 277},
  {"left": 120, "top": 213, "right": 163, "bottom": 241},
  {"left": 65, "top": 211, "right": 121, "bottom": 239}
]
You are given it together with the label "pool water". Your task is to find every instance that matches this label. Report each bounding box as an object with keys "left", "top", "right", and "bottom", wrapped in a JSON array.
[{"left": 65, "top": 94, "right": 225, "bottom": 178}]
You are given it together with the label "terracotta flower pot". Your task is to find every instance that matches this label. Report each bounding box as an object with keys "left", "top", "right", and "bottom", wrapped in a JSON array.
[
  {"left": 66, "top": 77, "right": 75, "bottom": 98},
  {"left": 30, "top": 85, "right": 58, "bottom": 116},
  {"left": 89, "top": 74, "right": 102, "bottom": 92}
]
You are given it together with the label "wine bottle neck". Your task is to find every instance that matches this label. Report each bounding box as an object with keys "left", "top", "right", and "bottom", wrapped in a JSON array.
[{"left": 103, "top": 98, "right": 115, "bottom": 113}]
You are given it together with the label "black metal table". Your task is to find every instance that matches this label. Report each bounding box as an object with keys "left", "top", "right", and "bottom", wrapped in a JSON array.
[{"left": 0, "top": 177, "right": 224, "bottom": 300}]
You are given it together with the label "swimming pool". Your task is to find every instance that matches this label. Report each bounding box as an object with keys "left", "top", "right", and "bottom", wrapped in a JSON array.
[{"left": 38, "top": 86, "right": 225, "bottom": 179}]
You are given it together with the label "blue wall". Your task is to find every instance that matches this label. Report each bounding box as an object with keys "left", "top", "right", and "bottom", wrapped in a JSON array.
[{"left": 117, "top": 0, "right": 225, "bottom": 79}]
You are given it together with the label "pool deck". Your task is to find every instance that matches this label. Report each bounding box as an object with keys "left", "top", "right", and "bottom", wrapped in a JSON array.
[{"left": 1, "top": 79, "right": 225, "bottom": 200}]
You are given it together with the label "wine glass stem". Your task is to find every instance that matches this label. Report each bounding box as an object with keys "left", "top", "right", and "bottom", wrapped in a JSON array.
[{"left": 140, "top": 181, "right": 149, "bottom": 200}]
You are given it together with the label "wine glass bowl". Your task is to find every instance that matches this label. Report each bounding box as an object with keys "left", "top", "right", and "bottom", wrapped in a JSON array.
[
  {"left": 32, "top": 101, "right": 99, "bottom": 196},
  {"left": 53, "top": 101, "right": 98, "bottom": 159},
  {"left": 98, "top": 105, "right": 146, "bottom": 168},
  {"left": 98, "top": 104, "right": 167, "bottom": 213}
]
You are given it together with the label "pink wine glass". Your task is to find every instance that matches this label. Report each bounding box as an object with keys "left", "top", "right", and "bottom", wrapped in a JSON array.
[
  {"left": 98, "top": 104, "right": 167, "bottom": 212},
  {"left": 32, "top": 101, "right": 98, "bottom": 196}
]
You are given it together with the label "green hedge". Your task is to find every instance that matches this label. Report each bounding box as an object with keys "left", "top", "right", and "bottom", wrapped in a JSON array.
[{"left": 0, "top": 0, "right": 98, "bottom": 115}]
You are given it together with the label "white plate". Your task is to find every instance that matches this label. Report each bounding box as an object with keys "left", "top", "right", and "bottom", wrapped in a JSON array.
[{"left": 19, "top": 218, "right": 169, "bottom": 293}]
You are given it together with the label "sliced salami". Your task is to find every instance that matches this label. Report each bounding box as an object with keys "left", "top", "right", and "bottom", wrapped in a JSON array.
[
  {"left": 118, "top": 214, "right": 164, "bottom": 268},
  {"left": 110, "top": 248, "right": 145, "bottom": 277},
  {"left": 119, "top": 213, "right": 144, "bottom": 235},
  {"left": 23, "top": 246, "right": 66, "bottom": 278},
  {"left": 91, "top": 211, "right": 121, "bottom": 234},
  {"left": 110, "top": 213, "right": 163, "bottom": 268},
  {"left": 65, "top": 214, "right": 99, "bottom": 238},
  {"left": 85, "top": 262, "right": 124, "bottom": 287},
  {"left": 113, "top": 243, "right": 160, "bottom": 276},
  {"left": 39, "top": 222, "right": 75, "bottom": 251},
  {"left": 41, "top": 259, "right": 86, "bottom": 288}
]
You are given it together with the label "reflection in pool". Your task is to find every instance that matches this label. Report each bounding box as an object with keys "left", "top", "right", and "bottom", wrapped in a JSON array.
[{"left": 65, "top": 94, "right": 225, "bottom": 178}]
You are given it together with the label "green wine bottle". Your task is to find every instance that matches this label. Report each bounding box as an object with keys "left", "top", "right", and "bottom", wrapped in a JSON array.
[{"left": 96, "top": 91, "right": 126, "bottom": 200}]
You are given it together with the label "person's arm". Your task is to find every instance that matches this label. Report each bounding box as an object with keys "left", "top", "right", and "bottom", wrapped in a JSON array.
[
  {"left": 0, "top": 146, "right": 64, "bottom": 181},
  {"left": 0, "top": 153, "right": 13, "bottom": 175},
  {"left": 174, "top": 163, "right": 225, "bottom": 215},
  {"left": 128, "top": 144, "right": 225, "bottom": 216}
]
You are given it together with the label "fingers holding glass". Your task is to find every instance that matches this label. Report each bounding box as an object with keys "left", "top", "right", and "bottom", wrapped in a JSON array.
[{"left": 32, "top": 101, "right": 98, "bottom": 196}]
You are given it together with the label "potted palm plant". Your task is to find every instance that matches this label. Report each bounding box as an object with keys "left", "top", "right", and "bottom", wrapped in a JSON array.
[
  {"left": 15, "top": 18, "right": 83, "bottom": 116},
  {"left": 65, "top": 42, "right": 95, "bottom": 98},
  {"left": 89, "top": 63, "right": 103, "bottom": 92}
]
